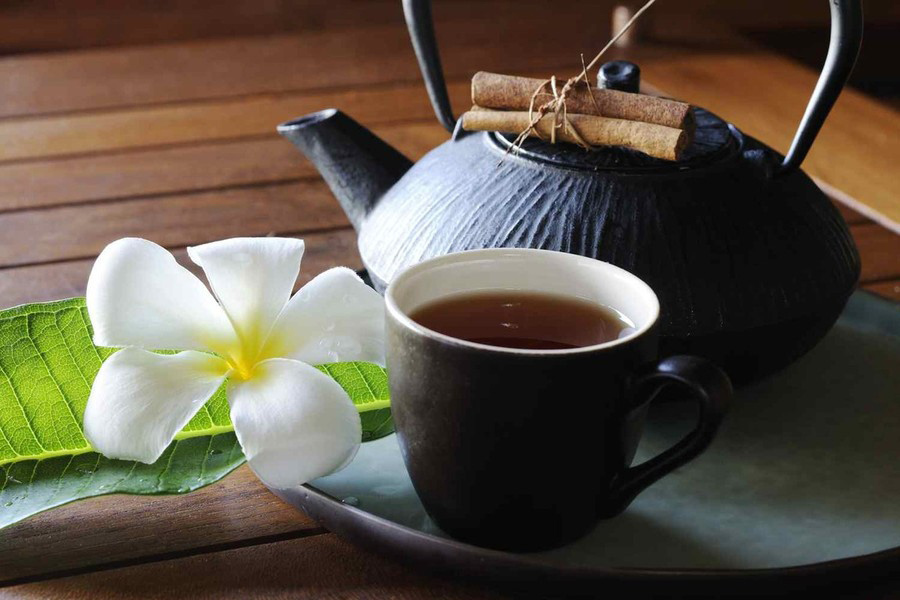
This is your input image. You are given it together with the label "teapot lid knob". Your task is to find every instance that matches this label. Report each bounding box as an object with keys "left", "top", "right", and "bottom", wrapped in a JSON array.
[{"left": 597, "top": 60, "right": 640, "bottom": 93}]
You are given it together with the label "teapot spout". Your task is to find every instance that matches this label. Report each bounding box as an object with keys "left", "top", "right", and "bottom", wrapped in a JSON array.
[{"left": 278, "top": 110, "right": 412, "bottom": 230}]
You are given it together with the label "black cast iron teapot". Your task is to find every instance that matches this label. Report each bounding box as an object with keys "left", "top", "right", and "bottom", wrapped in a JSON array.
[{"left": 279, "top": 0, "right": 863, "bottom": 383}]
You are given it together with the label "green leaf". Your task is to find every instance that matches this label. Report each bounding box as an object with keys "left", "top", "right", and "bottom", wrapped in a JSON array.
[
  {"left": 0, "top": 434, "right": 244, "bottom": 529},
  {"left": 0, "top": 298, "right": 392, "bottom": 529},
  {"left": 317, "top": 362, "right": 394, "bottom": 442}
]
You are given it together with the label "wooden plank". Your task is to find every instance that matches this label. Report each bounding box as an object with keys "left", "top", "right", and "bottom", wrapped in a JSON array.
[
  {"left": 0, "top": 180, "right": 349, "bottom": 267},
  {"left": 0, "top": 27, "right": 416, "bottom": 118},
  {"left": 657, "top": 0, "right": 900, "bottom": 29},
  {"left": 0, "top": 0, "right": 402, "bottom": 55},
  {"left": 834, "top": 201, "right": 869, "bottom": 225},
  {"left": 817, "top": 178, "right": 899, "bottom": 235},
  {"left": 0, "top": 6, "right": 755, "bottom": 119},
  {"left": 5, "top": 0, "right": 899, "bottom": 56},
  {"left": 863, "top": 280, "right": 900, "bottom": 303},
  {"left": 0, "top": 11, "right": 628, "bottom": 119},
  {"left": 4, "top": 531, "right": 896, "bottom": 599},
  {"left": 639, "top": 51, "right": 900, "bottom": 232},
  {"left": 0, "top": 82, "right": 462, "bottom": 163},
  {"left": 851, "top": 223, "right": 900, "bottom": 283},
  {"left": 0, "top": 533, "right": 510, "bottom": 599},
  {"left": 0, "top": 123, "right": 447, "bottom": 211},
  {"left": 0, "top": 227, "right": 361, "bottom": 308},
  {"left": 822, "top": 188, "right": 870, "bottom": 225},
  {"left": 0, "top": 467, "right": 318, "bottom": 584},
  {"left": 0, "top": 138, "right": 302, "bottom": 210}
]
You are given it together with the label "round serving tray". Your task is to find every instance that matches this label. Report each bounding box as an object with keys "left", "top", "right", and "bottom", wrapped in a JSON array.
[{"left": 274, "top": 291, "right": 900, "bottom": 596}]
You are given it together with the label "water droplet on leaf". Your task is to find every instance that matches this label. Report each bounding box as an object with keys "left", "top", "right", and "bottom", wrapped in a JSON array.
[{"left": 342, "top": 496, "right": 360, "bottom": 506}]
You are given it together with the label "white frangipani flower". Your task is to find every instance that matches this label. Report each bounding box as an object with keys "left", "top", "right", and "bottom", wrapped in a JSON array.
[{"left": 83, "top": 237, "right": 385, "bottom": 489}]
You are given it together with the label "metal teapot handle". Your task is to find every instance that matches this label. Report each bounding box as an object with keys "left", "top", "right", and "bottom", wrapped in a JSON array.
[
  {"left": 403, "top": 0, "right": 863, "bottom": 156},
  {"left": 779, "top": 0, "right": 863, "bottom": 175},
  {"left": 402, "top": 0, "right": 455, "bottom": 132}
]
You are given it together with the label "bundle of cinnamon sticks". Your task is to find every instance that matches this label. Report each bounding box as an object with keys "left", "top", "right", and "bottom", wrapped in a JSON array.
[{"left": 461, "top": 72, "right": 695, "bottom": 161}]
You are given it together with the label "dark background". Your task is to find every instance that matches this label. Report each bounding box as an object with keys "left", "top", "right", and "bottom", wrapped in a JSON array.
[{"left": 1, "top": 0, "right": 897, "bottom": 108}]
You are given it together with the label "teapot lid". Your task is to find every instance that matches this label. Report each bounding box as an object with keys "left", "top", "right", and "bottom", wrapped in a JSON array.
[{"left": 490, "top": 106, "right": 737, "bottom": 173}]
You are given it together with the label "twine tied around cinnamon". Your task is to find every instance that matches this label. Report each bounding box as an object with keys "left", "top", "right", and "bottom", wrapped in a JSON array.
[{"left": 509, "top": 0, "right": 657, "bottom": 153}]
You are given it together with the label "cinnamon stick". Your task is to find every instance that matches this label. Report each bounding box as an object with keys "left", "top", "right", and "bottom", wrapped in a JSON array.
[
  {"left": 472, "top": 71, "right": 694, "bottom": 132},
  {"left": 461, "top": 108, "right": 688, "bottom": 161}
]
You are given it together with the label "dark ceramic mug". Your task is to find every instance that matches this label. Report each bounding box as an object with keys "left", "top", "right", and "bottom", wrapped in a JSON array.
[{"left": 385, "top": 249, "right": 732, "bottom": 551}]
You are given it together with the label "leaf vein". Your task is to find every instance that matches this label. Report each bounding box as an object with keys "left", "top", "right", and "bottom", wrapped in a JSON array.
[
  {"left": 351, "top": 362, "right": 378, "bottom": 403},
  {"left": 77, "top": 306, "right": 105, "bottom": 366},
  {"left": 199, "top": 436, "right": 214, "bottom": 481},
  {"left": 154, "top": 444, "right": 178, "bottom": 489},
  {"left": 53, "top": 309, "right": 94, "bottom": 393},
  {"left": 75, "top": 454, "right": 103, "bottom": 496},
  {"left": 25, "top": 312, "right": 81, "bottom": 450},
  {"left": 0, "top": 354, "right": 44, "bottom": 455}
]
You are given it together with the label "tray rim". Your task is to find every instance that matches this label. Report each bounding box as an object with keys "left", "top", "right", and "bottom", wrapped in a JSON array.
[
  {"left": 275, "top": 290, "right": 900, "bottom": 595},
  {"left": 276, "top": 481, "right": 900, "bottom": 595}
]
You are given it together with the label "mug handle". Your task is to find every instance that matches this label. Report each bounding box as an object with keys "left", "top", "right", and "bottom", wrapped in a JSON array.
[{"left": 599, "top": 355, "right": 732, "bottom": 517}]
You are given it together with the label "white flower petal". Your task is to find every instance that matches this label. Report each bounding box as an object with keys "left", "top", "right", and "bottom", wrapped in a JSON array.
[
  {"left": 228, "top": 358, "right": 361, "bottom": 489},
  {"left": 187, "top": 238, "right": 305, "bottom": 359},
  {"left": 86, "top": 238, "right": 237, "bottom": 353},
  {"left": 84, "top": 348, "right": 229, "bottom": 464},
  {"left": 263, "top": 267, "right": 385, "bottom": 366}
]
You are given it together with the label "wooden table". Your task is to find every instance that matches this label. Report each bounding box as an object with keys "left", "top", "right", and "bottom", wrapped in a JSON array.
[{"left": 0, "top": 2, "right": 898, "bottom": 597}]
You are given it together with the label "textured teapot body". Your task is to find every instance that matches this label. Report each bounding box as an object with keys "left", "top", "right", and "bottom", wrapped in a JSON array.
[{"left": 358, "top": 128, "right": 859, "bottom": 382}]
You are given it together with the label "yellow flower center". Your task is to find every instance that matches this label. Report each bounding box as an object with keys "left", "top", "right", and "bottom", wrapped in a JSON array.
[
  {"left": 215, "top": 321, "right": 286, "bottom": 382},
  {"left": 229, "top": 358, "right": 255, "bottom": 382}
]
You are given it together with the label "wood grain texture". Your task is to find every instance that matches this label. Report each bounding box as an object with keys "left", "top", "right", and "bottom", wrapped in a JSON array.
[
  {"left": 0, "top": 0, "right": 404, "bottom": 54},
  {"left": 3, "top": 0, "right": 899, "bottom": 56},
  {"left": 0, "top": 466, "right": 316, "bottom": 584},
  {"left": 852, "top": 223, "right": 900, "bottom": 282},
  {"left": 0, "top": 534, "right": 511, "bottom": 600},
  {"left": 818, "top": 178, "right": 900, "bottom": 235},
  {"left": 0, "top": 180, "right": 350, "bottom": 267},
  {"left": 0, "top": 123, "right": 447, "bottom": 210},
  {"left": 0, "top": 14, "right": 627, "bottom": 119},
  {"left": 832, "top": 198, "right": 869, "bottom": 225},
  {"left": 4, "top": 531, "right": 898, "bottom": 600},
  {"left": 863, "top": 280, "right": 900, "bottom": 303},
  {"left": 0, "top": 84, "right": 460, "bottom": 163}
]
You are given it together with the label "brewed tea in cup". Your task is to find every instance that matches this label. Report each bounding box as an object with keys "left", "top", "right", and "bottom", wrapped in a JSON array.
[
  {"left": 385, "top": 249, "right": 731, "bottom": 551},
  {"left": 410, "top": 290, "right": 635, "bottom": 350}
]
